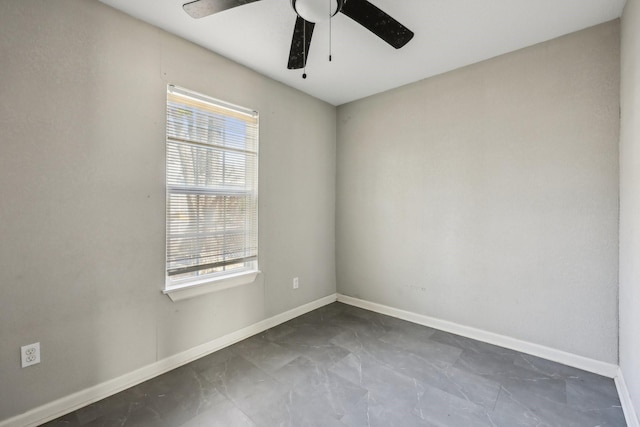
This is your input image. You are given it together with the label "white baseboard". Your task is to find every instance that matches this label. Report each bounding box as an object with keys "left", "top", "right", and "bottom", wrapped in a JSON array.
[
  {"left": 337, "top": 294, "right": 619, "bottom": 378},
  {"left": 0, "top": 294, "right": 338, "bottom": 427},
  {"left": 615, "top": 367, "right": 640, "bottom": 427}
]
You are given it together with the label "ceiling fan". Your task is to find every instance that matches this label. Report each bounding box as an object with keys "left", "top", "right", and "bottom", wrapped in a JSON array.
[{"left": 182, "top": 0, "right": 414, "bottom": 72}]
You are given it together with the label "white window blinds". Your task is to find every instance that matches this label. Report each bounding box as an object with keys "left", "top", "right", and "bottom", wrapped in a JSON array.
[{"left": 166, "top": 86, "right": 258, "bottom": 287}]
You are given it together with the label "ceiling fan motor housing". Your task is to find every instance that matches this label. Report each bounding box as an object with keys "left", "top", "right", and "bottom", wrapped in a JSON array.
[{"left": 291, "top": 0, "right": 345, "bottom": 23}]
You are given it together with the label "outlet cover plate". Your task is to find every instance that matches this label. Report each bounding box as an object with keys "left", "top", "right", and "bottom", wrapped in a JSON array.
[{"left": 21, "top": 342, "right": 40, "bottom": 368}]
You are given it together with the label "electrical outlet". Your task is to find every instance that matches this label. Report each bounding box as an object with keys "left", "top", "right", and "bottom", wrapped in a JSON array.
[
  {"left": 21, "top": 342, "right": 40, "bottom": 368},
  {"left": 293, "top": 277, "right": 299, "bottom": 289}
]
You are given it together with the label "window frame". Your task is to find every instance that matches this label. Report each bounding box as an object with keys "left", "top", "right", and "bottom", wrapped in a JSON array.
[{"left": 163, "top": 85, "right": 260, "bottom": 301}]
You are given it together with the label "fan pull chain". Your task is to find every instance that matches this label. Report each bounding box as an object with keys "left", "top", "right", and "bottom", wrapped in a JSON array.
[{"left": 329, "top": 0, "right": 332, "bottom": 62}]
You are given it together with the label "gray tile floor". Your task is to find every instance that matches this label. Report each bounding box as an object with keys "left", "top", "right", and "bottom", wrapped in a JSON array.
[{"left": 43, "top": 302, "right": 625, "bottom": 426}]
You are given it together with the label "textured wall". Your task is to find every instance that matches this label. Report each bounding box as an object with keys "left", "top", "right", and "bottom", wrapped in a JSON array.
[
  {"left": 0, "top": 0, "right": 336, "bottom": 421},
  {"left": 620, "top": 0, "right": 640, "bottom": 421},
  {"left": 336, "top": 21, "right": 620, "bottom": 363}
]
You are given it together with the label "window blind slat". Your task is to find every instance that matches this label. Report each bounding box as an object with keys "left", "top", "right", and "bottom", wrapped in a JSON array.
[{"left": 168, "top": 256, "right": 258, "bottom": 277}]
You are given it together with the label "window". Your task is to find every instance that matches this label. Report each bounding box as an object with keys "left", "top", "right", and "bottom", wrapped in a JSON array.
[{"left": 164, "top": 86, "right": 259, "bottom": 297}]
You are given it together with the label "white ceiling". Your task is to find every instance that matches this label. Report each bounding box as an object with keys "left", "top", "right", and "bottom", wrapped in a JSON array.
[{"left": 98, "top": 0, "right": 625, "bottom": 105}]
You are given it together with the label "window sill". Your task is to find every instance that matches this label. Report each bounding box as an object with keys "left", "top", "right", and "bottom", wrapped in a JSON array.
[{"left": 163, "top": 270, "right": 260, "bottom": 302}]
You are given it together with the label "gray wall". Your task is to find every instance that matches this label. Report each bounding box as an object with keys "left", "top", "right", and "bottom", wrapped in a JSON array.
[
  {"left": 0, "top": 0, "right": 336, "bottom": 421},
  {"left": 336, "top": 21, "right": 620, "bottom": 363},
  {"left": 620, "top": 0, "right": 640, "bottom": 420}
]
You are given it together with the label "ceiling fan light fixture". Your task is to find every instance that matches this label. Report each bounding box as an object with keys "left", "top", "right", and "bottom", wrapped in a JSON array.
[{"left": 291, "top": 0, "right": 343, "bottom": 23}]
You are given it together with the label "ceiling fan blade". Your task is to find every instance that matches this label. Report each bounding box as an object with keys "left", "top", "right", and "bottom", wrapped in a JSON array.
[
  {"left": 287, "top": 16, "right": 315, "bottom": 70},
  {"left": 340, "top": 0, "right": 414, "bottom": 49},
  {"left": 183, "top": 0, "right": 261, "bottom": 19}
]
